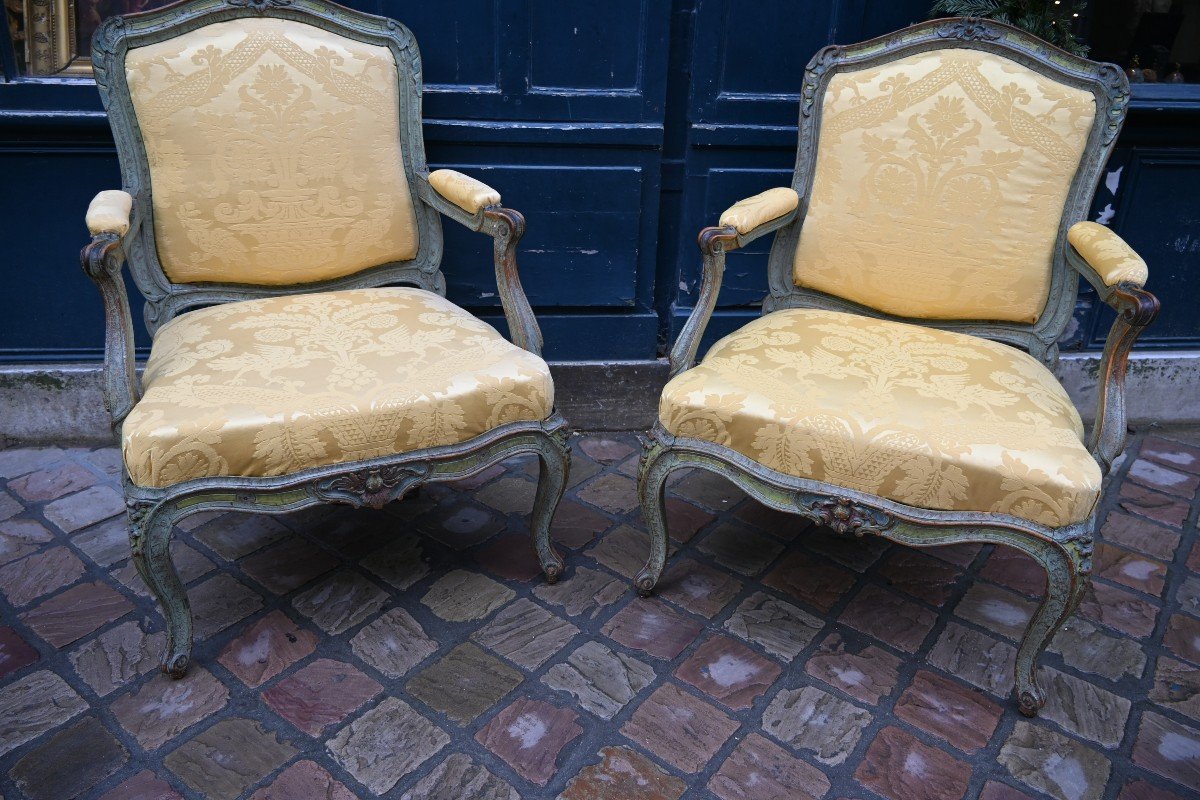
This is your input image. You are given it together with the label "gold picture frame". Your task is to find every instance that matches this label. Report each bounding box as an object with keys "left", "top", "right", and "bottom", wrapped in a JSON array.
[
  {"left": 22, "top": 0, "right": 170, "bottom": 75},
  {"left": 23, "top": 0, "right": 88, "bottom": 75}
]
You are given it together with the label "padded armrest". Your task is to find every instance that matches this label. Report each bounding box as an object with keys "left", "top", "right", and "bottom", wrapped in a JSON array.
[
  {"left": 1067, "top": 222, "right": 1148, "bottom": 288},
  {"left": 429, "top": 169, "right": 501, "bottom": 215},
  {"left": 718, "top": 188, "right": 799, "bottom": 235},
  {"left": 86, "top": 190, "right": 134, "bottom": 237}
]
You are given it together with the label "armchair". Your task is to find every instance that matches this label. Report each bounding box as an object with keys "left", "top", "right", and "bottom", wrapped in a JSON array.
[
  {"left": 82, "top": 0, "right": 569, "bottom": 678},
  {"left": 637, "top": 18, "right": 1158, "bottom": 716}
]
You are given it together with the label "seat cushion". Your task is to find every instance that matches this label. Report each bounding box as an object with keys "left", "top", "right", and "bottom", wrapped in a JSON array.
[
  {"left": 122, "top": 288, "right": 553, "bottom": 488},
  {"left": 660, "top": 309, "right": 1100, "bottom": 527}
]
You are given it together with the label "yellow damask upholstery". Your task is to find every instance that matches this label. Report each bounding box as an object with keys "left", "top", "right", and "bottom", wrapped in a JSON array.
[
  {"left": 429, "top": 169, "right": 502, "bottom": 214},
  {"left": 660, "top": 309, "right": 1100, "bottom": 526},
  {"left": 1068, "top": 222, "right": 1148, "bottom": 287},
  {"left": 125, "top": 18, "right": 420, "bottom": 286},
  {"left": 122, "top": 288, "right": 553, "bottom": 488},
  {"left": 795, "top": 49, "right": 1096, "bottom": 323},
  {"left": 719, "top": 188, "right": 799, "bottom": 235},
  {"left": 86, "top": 190, "right": 133, "bottom": 236}
]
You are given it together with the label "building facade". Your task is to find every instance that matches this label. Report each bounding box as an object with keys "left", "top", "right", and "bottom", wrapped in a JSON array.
[{"left": 0, "top": 0, "right": 1197, "bottom": 429}]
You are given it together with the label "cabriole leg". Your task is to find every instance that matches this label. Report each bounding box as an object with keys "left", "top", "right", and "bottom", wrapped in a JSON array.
[
  {"left": 128, "top": 500, "right": 192, "bottom": 678},
  {"left": 530, "top": 432, "right": 570, "bottom": 583},
  {"left": 634, "top": 441, "right": 674, "bottom": 597},
  {"left": 1012, "top": 536, "right": 1091, "bottom": 716}
]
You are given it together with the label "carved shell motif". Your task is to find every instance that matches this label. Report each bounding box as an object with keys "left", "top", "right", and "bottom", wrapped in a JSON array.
[
  {"left": 1063, "top": 531, "right": 1095, "bottom": 576},
  {"left": 317, "top": 465, "right": 429, "bottom": 510},
  {"left": 808, "top": 497, "right": 892, "bottom": 537},
  {"left": 801, "top": 46, "right": 841, "bottom": 117},
  {"left": 935, "top": 17, "right": 1003, "bottom": 43},
  {"left": 125, "top": 498, "right": 156, "bottom": 556},
  {"left": 226, "top": 0, "right": 295, "bottom": 11}
]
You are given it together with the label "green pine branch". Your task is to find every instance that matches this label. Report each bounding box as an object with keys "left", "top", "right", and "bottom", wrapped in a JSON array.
[
  {"left": 930, "top": 0, "right": 1005, "bottom": 16},
  {"left": 929, "top": 0, "right": 1089, "bottom": 56}
]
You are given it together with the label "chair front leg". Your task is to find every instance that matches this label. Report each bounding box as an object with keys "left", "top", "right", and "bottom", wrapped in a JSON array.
[
  {"left": 128, "top": 498, "right": 192, "bottom": 678},
  {"left": 530, "top": 428, "right": 570, "bottom": 583},
  {"left": 1007, "top": 533, "right": 1092, "bottom": 716}
]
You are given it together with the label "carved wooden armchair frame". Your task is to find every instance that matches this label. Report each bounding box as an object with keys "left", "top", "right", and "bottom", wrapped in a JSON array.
[
  {"left": 82, "top": 0, "right": 569, "bottom": 678},
  {"left": 637, "top": 18, "right": 1159, "bottom": 716}
]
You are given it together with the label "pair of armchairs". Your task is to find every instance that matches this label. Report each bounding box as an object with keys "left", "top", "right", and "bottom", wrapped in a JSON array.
[{"left": 85, "top": 0, "right": 1156, "bottom": 718}]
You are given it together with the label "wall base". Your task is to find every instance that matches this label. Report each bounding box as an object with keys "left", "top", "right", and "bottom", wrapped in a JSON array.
[{"left": 2, "top": 353, "right": 1198, "bottom": 444}]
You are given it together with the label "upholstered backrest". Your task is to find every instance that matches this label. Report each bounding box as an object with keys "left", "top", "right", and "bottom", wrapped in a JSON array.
[
  {"left": 124, "top": 16, "right": 419, "bottom": 286},
  {"left": 793, "top": 48, "right": 1096, "bottom": 324}
]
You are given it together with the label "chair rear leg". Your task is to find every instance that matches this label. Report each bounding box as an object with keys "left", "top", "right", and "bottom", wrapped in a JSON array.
[{"left": 635, "top": 441, "right": 674, "bottom": 597}]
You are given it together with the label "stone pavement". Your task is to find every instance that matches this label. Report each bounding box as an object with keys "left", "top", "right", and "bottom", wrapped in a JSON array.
[{"left": 0, "top": 429, "right": 1198, "bottom": 800}]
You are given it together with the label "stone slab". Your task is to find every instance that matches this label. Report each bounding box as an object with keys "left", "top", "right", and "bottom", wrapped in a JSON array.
[{"left": 327, "top": 697, "right": 448, "bottom": 795}]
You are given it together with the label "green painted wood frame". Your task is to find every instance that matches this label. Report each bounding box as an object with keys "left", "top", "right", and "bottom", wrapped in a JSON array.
[
  {"left": 638, "top": 17, "right": 1160, "bottom": 717},
  {"left": 81, "top": 0, "right": 569, "bottom": 679}
]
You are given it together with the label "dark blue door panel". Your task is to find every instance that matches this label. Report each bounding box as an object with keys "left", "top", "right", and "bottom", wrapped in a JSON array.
[
  {"left": 0, "top": 147, "right": 151, "bottom": 360},
  {"left": 688, "top": 0, "right": 929, "bottom": 127},
  {"left": 381, "top": 0, "right": 670, "bottom": 122},
  {"left": 434, "top": 163, "right": 648, "bottom": 308},
  {"left": 531, "top": 3, "right": 645, "bottom": 92},
  {"left": 385, "top": 0, "right": 501, "bottom": 90},
  {"left": 690, "top": 0, "right": 837, "bottom": 127},
  {"left": 1086, "top": 150, "right": 1200, "bottom": 349}
]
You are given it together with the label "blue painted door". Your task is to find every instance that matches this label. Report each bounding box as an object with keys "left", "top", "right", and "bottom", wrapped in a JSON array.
[
  {"left": 0, "top": 0, "right": 1194, "bottom": 365},
  {"left": 395, "top": 0, "right": 671, "bottom": 359},
  {"left": 0, "top": 0, "right": 673, "bottom": 362}
]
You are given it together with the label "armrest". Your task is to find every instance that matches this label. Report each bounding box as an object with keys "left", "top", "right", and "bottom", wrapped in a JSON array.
[
  {"left": 81, "top": 190, "right": 142, "bottom": 428},
  {"left": 718, "top": 187, "right": 799, "bottom": 239},
  {"left": 86, "top": 190, "right": 134, "bottom": 236},
  {"left": 414, "top": 172, "right": 542, "bottom": 356},
  {"left": 428, "top": 169, "right": 502, "bottom": 215},
  {"left": 1067, "top": 222, "right": 1148, "bottom": 292},
  {"left": 1064, "top": 223, "right": 1159, "bottom": 474},
  {"left": 667, "top": 189, "right": 800, "bottom": 378}
]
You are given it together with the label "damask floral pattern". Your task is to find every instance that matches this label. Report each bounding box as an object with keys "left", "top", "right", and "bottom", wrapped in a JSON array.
[
  {"left": 794, "top": 49, "right": 1096, "bottom": 323},
  {"left": 125, "top": 18, "right": 420, "bottom": 285},
  {"left": 121, "top": 288, "right": 554, "bottom": 488},
  {"left": 659, "top": 308, "right": 1101, "bottom": 526}
]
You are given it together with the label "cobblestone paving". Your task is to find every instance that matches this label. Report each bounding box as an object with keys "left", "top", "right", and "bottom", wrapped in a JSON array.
[{"left": 0, "top": 429, "right": 1198, "bottom": 799}]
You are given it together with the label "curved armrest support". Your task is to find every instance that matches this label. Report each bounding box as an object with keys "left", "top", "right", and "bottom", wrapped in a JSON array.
[
  {"left": 668, "top": 189, "right": 800, "bottom": 379},
  {"left": 1065, "top": 231, "right": 1160, "bottom": 474},
  {"left": 667, "top": 228, "right": 740, "bottom": 378},
  {"left": 415, "top": 173, "right": 542, "bottom": 356},
  {"left": 1086, "top": 283, "right": 1159, "bottom": 474},
  {"left": 81, "top": 190, "right": 142, "bottom": 427}
]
